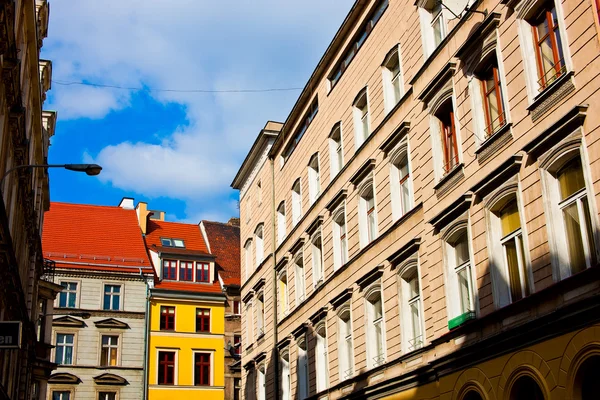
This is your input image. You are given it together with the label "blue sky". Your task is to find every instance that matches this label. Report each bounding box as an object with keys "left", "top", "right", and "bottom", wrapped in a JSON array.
[{"left": 43, "top": 0, "right": 354, "bottom": 222}]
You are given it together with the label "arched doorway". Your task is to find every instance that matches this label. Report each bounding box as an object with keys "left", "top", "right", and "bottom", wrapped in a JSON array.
[
  {"left": 573, "top": 355, "right": 600, "bottom": 399},
  {"left": 509, "top": 375, "right": 544, "bottom": 400}
]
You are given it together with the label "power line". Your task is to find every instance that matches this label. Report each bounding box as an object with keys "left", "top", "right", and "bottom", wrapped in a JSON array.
[{"left": 51, "top": 79, "right": 304, "bottom": 94}]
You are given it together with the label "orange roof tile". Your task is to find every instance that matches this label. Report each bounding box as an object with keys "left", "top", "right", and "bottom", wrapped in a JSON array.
[
  {"left": 145, "top": 220, "right": 209, "bottom": 253},
  {"left": 43, "top": 202, "right": 152, "bottom": 269},
  {"left": 202, "top": 221, "right": 240, "bottom": 287}
]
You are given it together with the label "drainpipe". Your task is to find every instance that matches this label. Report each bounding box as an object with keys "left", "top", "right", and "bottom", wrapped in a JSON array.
[
  {"left": 270, "top": 157, "right": 279, "bottom": 399},
  {"left": 141, "top": 269, "right": 151, "bottom": 400}
]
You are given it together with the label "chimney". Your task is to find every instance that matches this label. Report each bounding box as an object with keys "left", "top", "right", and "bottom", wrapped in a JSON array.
[
  {"left": 227, "top": 217, "right": 240, "bottom": 227},
  {"left": 118, "top": 197, "right": 135, "bottom": 209},
  {"left": 135, "top": 202, "right": 150, "bottom": 235}
]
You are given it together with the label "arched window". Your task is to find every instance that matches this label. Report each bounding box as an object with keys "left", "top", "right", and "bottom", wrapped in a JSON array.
[
  {"left": 291, "top": 179, "right": 302, "bottom": 225},
  {"left": 256, "top": 292, "right": 265, "bottom": 338},
  {"left": 294, "top": 251, "right": 305, "bottom": 303},
  {"left": 444, "top": 224, "right": 475, "bottom": 322},
  {"left": 278, "top": 270, "right": 289, "bottom": 318},
  {"left": 256, "top": 364, "right": 266, "bottom": 400},
  {"left": 254, "top": 224, "right": 264, "bottom": 268},
  {"left": 462, "top": 390, "right": 484, "bottom": 400},
  {"left": 277, "top": 202, "right": 286, "bottom": 246},
  {"left": 337, "top": 304, "right": 354, "bottom": 380},
  {"left": 353, "top": 88, "right": 371, "bottom": 148},
  {"left": 308, "top": 153, "right": 321, "bottom": 205},
  {"left": 314, "top": 321, "right": 329, "bottom": 392},
  {"left": 509, "top": 375, "right": 545, "bottom": 400},
  {"left": 296, "top": 335, "right": 309, "bottom": 399},
  {"left": 358, "top": 178, "right": 378, "bottom": 248},
  {"left": 365, "top": 284, "right": 385, "bottom": 368},
  {"left": 280, "top": 350, "right": 291, "bottom": 400},
  {"left": 332, "top": 206, "right": 348, "bottom": 270},
  {"left": 389, "top": 139, "right": 413, "bottom": 220},
  {"left": 399, "top": 261, "right": 423, "bottom": 352},
  {"left": 311, "top": 230, "right": 324, "bottom": 287},
  {"left": 573, "top": 355, "right": 600, "bottom": 399},
  {"left": 382, "top": 45, "right": 404, "bottom": 112},
  {"left": 329, "top": 122, "right": 344, "bottom": 179}
]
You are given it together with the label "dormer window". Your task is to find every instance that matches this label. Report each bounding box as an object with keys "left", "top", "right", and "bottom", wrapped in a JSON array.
[{"left": 161, "top": 238, "right": 185, "bottom": 248}]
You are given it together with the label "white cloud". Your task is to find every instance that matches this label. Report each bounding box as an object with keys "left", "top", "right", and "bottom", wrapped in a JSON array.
[{"left": 43, "top": 0, "right": 354, "bottom": 219}]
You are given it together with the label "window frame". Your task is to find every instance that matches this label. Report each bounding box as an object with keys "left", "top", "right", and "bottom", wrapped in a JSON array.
[
  {"left": 179, "top": 261, "right": 194, "bottom": 282},
  {"left": 102, "top": 284, "right": 122, "bottom": 311},
  {"left": 398, "top": 260, "right": 425, "bottom": 353},
  {"left": 389, "top": 138, "right": 413, "bottom": 220},
  {"left": 353, "top": 88, "right": 372, "bottom": 149},
  {"left": 162, "top": 259, "right": 177, "bottom": 280},
  {"left": 291, "top": 179, "right": 302, "bottom": 226},
  {"left": 277, "top": 201, "right": 286, "bottom": 246},
  {"left": 157, "top": 350, "right": 177, "bottom": 385},
  {"left": 99, "top": 334, "right": 120, "bottom": 367},
  {"left": 314, "top": 320, "right": 329, "bottom": 392},
  {"left": 159, "top": 306, "right": 176, "bottom": 331},
  {"left": 382, "top": 44, "right": 404, "bottom": 113},
  {"left": 58, "top": 281, "right": 79, "bottom": 309},
  {"left": 311, "top": 229, "right": 324, "bottom": 288},
  {"left": 337, "top": 304, "right": 354, "bottom": 381},
  {"left": 278, "top": 270, "right": 289, "bottom": 318},
  {"left": 257, "top": 364, "right": 266, "bottom": 400},
  {"left": 54, "top": 332, "right": 75, "bottom": 365},
  {"left": 193, "top": 352, "right": 212, "bottom": 386},
  {"left": 364, "top": 284, "right": 386, "bottom": 369},
  {"left": 294, "top": 251, "right": 306, "bottom": 304},
  {"left": 358, "top": 177, "right": 378, "bottom": 248},
  {"left": 280, "top": 350, "right": 292, "bottom": 400},
  {"left": 195, "top": 308, "right": 211, "bottom": 333},
  {"left": 332, "top": 205, "right": 349, "bottom": 271},
  {"left": 328, "top": 123, "right": 344, "bottom": 181},
  {"left": 307, "top": 153, "right": 321, "bottom": 205},
  {"left": 254, "top": 224, "right": 264, "bottom": 268},
  {"left": 256, "top": 292, "right": 265, "bottom": 338},
  {"left": 196, "top": 262, "right": 210, "bottom": 283}
]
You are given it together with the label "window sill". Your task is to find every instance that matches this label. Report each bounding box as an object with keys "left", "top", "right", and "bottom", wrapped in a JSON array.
[
  {"left": 434, "top": 163, "right": 465, "bottom": 198},
  {"left": 475, "top": 123, "right": 513, "bottom": 164},
  {"left": 526, "top": 71, "right": 575, "bottom": 122}
]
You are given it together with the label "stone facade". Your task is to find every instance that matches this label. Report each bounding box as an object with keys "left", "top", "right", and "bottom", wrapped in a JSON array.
[{"left": 233, "top": 0, "right": 600, "bottom": 399}]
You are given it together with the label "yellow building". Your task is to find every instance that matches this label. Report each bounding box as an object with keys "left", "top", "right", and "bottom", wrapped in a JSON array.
[{"left": 137, "top": 203, "right": 227, "bottom": 400}]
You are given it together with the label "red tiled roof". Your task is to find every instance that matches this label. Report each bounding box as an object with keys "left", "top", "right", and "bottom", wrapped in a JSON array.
[
  {"left": 145, "top": 220, "right": 209, "bottom": 253},
  {"left": 153, "top": 280, "right": 223, "bottom": 294},
  {"left": 202, "top": 221, "right": 240, "bottom": 287},
  {"left": 43, "top": 202, "right": 152, "bottom": 269}
]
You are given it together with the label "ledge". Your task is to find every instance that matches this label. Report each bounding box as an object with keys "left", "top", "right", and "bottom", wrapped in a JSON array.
[
  {"left": 433, "top": 164, "right": 465, "bottom": 198},
  {"left": 325, "top": 189, "right": 348, "bottom": 213},
  {"left": 305, "top": 215, "right": 324, "bottom": 236},
  {"left": 289, "top": 237, "right": 306, "bottom": 256},
  {"left": 388, "top": 238, "right": 422, "bottom": 268},
  {"left": 527, "top": 71, "right": 576, "bottom": 122},
  {"left": 475, "top": 123, "right": 513, "bottom": 164},
  {"left": 252, "top": 278, "right": 266, "bottom": 293},
  {"left": 291, "top": 322, "right": 310, "bottom": 339},
  {"left": 416, "top": 61, "right": 457, "bottom": 103},
  {"left": 350, "top": 159, "right": 376, "bottom": 187},
  {"left": 471, "top": 154, "right": 523, "bottom": 199},
  {"left": 429, "top": 193, "right": 474, "bottom": 231},
  {"left": 455, "top": 12, "right": 502, "bottom": 59},
  {"left": 356, "top": 265, "right": 385, "bottom": 290},
  {"left": 379, "top": 121, "right": 411, "bottom": 156},
  {"left": 330, "top": 288, "right": 354, "bottom": 309},
  {"left": 309, "top": 306, "right": 329, "bottom": 325}
]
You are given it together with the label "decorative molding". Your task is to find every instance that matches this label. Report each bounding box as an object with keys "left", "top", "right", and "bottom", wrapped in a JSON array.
[
  {"left": 243, "top": 360, "right": 256, "bottom": 371},
  {"left": 529, "top": 73, "right": 576, "bottom": 122},
  {"left": 325, "top": 189, "right": 348, "bottom": 213},
  {"left": 52, "top": 316, "right": 87, "bottom": 328},
  {"left": 471, "top": 154, "right": 524, "bottom": 199},
  {"left": 291, "top": 323, "right": 310, "bottom": 339},
  {"left": 252, "top": 278, "right": 266, "bottom": 293},
  {"left": 349, "top": 159, "right": 376, "bottom": 187},
  {"left": 330, "top": 288, "right": 353, "bottom": 310},
  {"left": 429, "top": 193, "right": 474, "bottom": 232},
  {"left": 305, "top": 215, "right": 324, "bottom": 236},
  {"left": 434, "top": 164, "right": 465, "bottom": 198},
  {"left": 309, "top": 306, "right": 329, "bottom": 325},
  {"left": 456, "top": 13, "right": 502, "bottom": 60},
  {"left": 417, "top": 61, "right": 457, "bottom": 104},
  {"left": 329, "top": 121, "right": 342, "bottom": 138},
  {"left": 93, "top": 373, "right": 129, "bottom": 386},
  {"left": 254, "top": 351, "right": 267, "bottom": 364},
  {"left": 48, "top": 373, "right": 81, "bottom": 385},
  {"left": 94, "top": 318, "right": 130, "bottom": 329},
  {"left": 476, "top": 124, "right": 513, "bottom": 164},
  {"left": 277, "top": 336, "right": 291, "bottom": 351},
  {"left": 289, "top": 237, "right": 306, "bottom": 256},
  {"left": 276, "top": 255, "right": 289, "bottom": 273},
  {"left": 523, "top": 104, "right": 588, "bottom": 158},
  {"left": 379, "top": 121, "right": 411, "bottom": 156},
  {"left": 242, "top": 290, "right": 254, "bottom": 304},
  {"left": 388, "top": 238, "right": 422, "bottom": 268},
  {"left": 356, "top": 265, "right": 385, "bottom": 291}
]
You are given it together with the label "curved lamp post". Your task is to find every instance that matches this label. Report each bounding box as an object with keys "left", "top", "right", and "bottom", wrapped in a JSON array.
[{"left": 0, "top": 163, "right": 102, "bottom": 188}]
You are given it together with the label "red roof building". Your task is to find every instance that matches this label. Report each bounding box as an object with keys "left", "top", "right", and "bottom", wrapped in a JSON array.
[{"left": 201, "top": 220, "right": 241, "bottom": 288}]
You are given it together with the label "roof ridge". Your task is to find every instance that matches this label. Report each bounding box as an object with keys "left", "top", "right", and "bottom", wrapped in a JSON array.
[{"left": 50, "top": 201, "right": 130, "bottom": 210}]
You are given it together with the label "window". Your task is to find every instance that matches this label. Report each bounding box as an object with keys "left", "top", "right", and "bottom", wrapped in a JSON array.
[
  {"left": 162, "top": 260, "right": 177, "bottom": 280},
  {"left": 254, "top": 224, "right": 264, "bottom": 268},
  {"left": 365, "top": 286, "right": 385, "bottom": 368},
  {"left": 278, "top": 271, "right": 288, "bottom": 317},
  {"left": 296, "top": 336, "right": 309, "bottom": 399},
  {"left": 161, "top": 238, "right": 185, "bottom": 248},
  {"left": 58, "top": 282, "right": 77, "bottom": 308},
  {"left": 383, "top": 46, "right": 403, "bottom": 112},
  {"left": 311, "top": 231, "right": 324, "bottom": 287},
  {"left": 196, "top": 308, "right": 210, "bottom": 332},
  {"left": 543, "top": 153, "right": 598, "bottom": 278},
  {"left": 315, "top": 321, "right": 329, "bottom": 392},
  {"left": 196, "top": 262, "right": 210, "bottom": 282},
  {"left": 100, "top": 335, "right": 118, "bottom": 366},
  {"left": 353, "top": 89, "right": 371, "bottom": 148},
  {"left": 390, "top": 140, "right": 413, "bottom": 220},
  {"left": 332, "top": 207, "right": 348, "bottom": 271},
  {"left": 257, "top": 180, "right": 262, "bottom": 205},
  {"left": 194, "top": 353, "right": 211, "bottom": 386},
  {"left": 158, "top": 351, "right": 175, "bottom": 385},
  {"left": 359, "top": 179, "right": 378, "bottom": 248},
  {"left": 244, "top": 240, "right": 252, "bottom": 279},
  {"left": 436, "top": 99, "right": 459, "bottom": 174},
  {"left": 233, "top": 300, "right": 241, "bottom": 315},
  {"left": 308, "top": 153, "right": 321, "bottom": 204},
  {"left": 487, "top": 194, "right": 531, "bottom": 307},
  {"left": 445, "top": 226, "right": 476, "bottom": 321},
  {"left": 572, "top": 354, "right": 600, "bottom": 399},
  {"left": 532, "top": 4, "right": 565, "bottom": 90},
  {"left": 55, "top": 333, "right": 74, "bottom": 365},
  {"left": 234, "top": 378, "right": 241, "bottom": 400},
  {"left": 160, "top": 306, "right": 175, "bottom": 331},
  {"left": 338, "top": 306, "right": 354, "bottom": 380},
  {"left": 257, "top": 365, "right": 266, "bottom": 400},
  {"left": 98, "top": 393, "right": 116, "bottom": 400},
  {"left": 418, "top": 0, "right": 447, "bottom": 58},
  {"left": 180, "top": 261, "right": 194, "bottom": 281},
  {"left": 294, "top": 252, "right": 306, "bottom": 303},
  {"left": 256, "top": 294, "right": 265, "bottom": 338},
  {"left": 103, "top": 285, "right": 121, "bottom": 311},
  {"left": 329, "top": 123, "right": 344, "bottom": 179},
  {"left": 281, "top": 98, "right": 319, "bottom": 163},
  {"left": 52, "top": 392, "right": 70, "bottom": 400},
  {"left": 292, "top": 179, "right": 302, "bottom": 225},
  {"left": 245, "top": 303, "right": 253, "bottom": 344},
  {"left": 399, "top": 264, "right": 423, "bottom": 352},
  {"left": 509, "top": 375, "right": 545, "bottom": 400},
  {"left": 328, "top": 0, "right": 389, "bottom": 88},
  {"left": 277, "top": 202, "right": 286, "bottom": 245},
  {"left": 479, "top": 62, "right": 506, "bottom": 138},
  {"left": 234, "top": 335, "right": 241, "bottom": 356},
  {"left": 280, "top": 351, "right": 291, "bottom": 400}
]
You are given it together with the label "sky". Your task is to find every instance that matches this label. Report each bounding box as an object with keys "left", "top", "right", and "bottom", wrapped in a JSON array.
[{"left": 43, "top": 0, "right": 355, "bottom": 223}]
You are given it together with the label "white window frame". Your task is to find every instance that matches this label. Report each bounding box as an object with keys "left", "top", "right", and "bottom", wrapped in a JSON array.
[
  {"left": 540, "top": 143, "right": 600, "bottom": 281},
  {"left": 292, "top": 179, "right": 302, "bottom": 226},
  {"left": 328, "top": 123, "right": 344, "bottom": 181},
  {"left": 389, "top": 138, "right": 413, "bottom": 221},
  {"left": 398, "top": 259, "right": 425, "bottom": 353},
  {"left": 155, "top": 348, "right": 179, "bottom": 385},
  {"left": 418, "top": 0, "right": 449, "bottom": 59},
  {"left": 364, "top": 284, "right": 386, "bottom": 369},
  {"left": 245, "top": 302, "right": 253, "bottom": 345},
  {"left": 192, "top": 350, "right": 214, "bottom": 386},
  {"left": 254, "top": 224, "right": 264, "bottom": 268},
  {"left": 244, "top": 239, "right": 252, "bottom": 281},
  {"left": 99, "top": 334, "right": 120, "bottom": 367},
  {"left": 51, "top": 390, "right": 73, "bottom": 400},
  {"left": 256, "top": 292, "right": 265, "bottom": 338},
  {"left": 54, "top": 332, "right": 76, "bottom": 365},
  {"left": 382, "top": 44, "right": 404, "bottom": 113},
  {"left": 296, "top": 335, "right": 309, "bottom": 399},
  {"left": 332, "top": 204, "right": 349, "bottom": 271},
  {"left": 57, "top": 280, "right": 80, "bottom": 309},
  {"left": 514, "top": 0, "right": 572, "bottom": 104},
  {"left": 103, "top": 284, "right": 122, "bottom": 311},
  {"left": 280, "top": 350, "right": 291, "bottom": 400},
  {"left": 278, "top": 270, "right": 289, "bottom": 318},
  {"left": 277, "top": 201, "right": 286, "bottom": 246},
  {"left": 337, "top": 303, "right": 354, "bottom": 381},
  {"left": 428, "top": 86, "right": 462, "bottom": 182},
  {"left": 294, "top": 251, "right": 306, "bottom": 304},
  {"left": 314, "top": 320, "right": 329, "bottom": 392},
  {"left": 311, "top": 229, "right": 324, "bottom": 288},
  {"left": 352, "top": 88, "right": 371, "bottom": 149},
  {"left": 257, "top": 364, "right": 266, "bottom": 400},
  {"left": 308, "top": 153, "right": 321, "bottom": 205},
  {"left": 358, "top": 176, "right": 378, "bottom": 248}
]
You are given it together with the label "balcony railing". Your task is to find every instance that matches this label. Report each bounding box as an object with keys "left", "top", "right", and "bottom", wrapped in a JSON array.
[
  {"left": 344, "top": 368, "right": 354, "bottom": 379},
  {"left": 372, "top": 354, "right": 385, "bottom": 367},
  {"left": 483, "top": 111, "right": 507, "bottom": 139},
  {"left": 538, "top": 58, "right": 566, "bottom": 91},
  {"left": 408, "top": 335, "right": 423, "bottom": 352},
  {"left": 41, "top": 258, "right": 55, "bottom": 283}
]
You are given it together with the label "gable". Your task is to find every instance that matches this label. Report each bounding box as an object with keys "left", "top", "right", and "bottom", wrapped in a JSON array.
[
  {"left": 49, "top": 373, "right": 81, "bottom": 384},
  {"left": 93, "top": 373, "right": 129, "bottom": 386},
  {"left": 94, "top": 318, "right": 130, "bottom": 329},
  {"left": 52, "top": 316, "right": 87, "bottom": 328}
]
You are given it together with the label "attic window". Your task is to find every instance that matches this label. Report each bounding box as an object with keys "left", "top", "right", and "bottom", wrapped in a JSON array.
[{"left": 161, "top": 238, "right": 185, "bottom": 248}]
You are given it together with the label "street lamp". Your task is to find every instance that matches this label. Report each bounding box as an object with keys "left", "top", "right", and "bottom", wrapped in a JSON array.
[
  {"left": 0, "top": 163, "right": 102, "bottom": 188},
  {"left": 39, "top": 311, "right": 92, "bottom": 321}
]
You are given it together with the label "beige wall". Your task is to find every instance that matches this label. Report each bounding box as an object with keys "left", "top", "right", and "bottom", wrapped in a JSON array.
[{"left": 237, "top": 0, "right": 600, "bottom": 398}]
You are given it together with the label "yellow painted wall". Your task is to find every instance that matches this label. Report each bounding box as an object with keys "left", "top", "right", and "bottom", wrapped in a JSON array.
[{"left": 148, "top": 298, "right": 225, "bottom": 400}]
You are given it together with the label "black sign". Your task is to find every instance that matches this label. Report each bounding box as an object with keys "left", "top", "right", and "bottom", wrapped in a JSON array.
[{"left": 0, "top": 322, "right": 22, "bottom": 349}]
